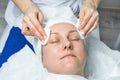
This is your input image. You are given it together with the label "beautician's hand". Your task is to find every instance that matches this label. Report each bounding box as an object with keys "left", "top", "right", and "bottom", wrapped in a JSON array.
[
  {"left": 22, "top": 4, "right": 47, "bottom": 40},
  {"left": 79, "top": 2, "right": 99, "bottom": 36}
]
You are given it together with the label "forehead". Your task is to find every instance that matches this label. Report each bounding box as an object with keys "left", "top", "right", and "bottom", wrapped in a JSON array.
[{"left": 50, "top": 23, "right": 77, "bottom": 32}]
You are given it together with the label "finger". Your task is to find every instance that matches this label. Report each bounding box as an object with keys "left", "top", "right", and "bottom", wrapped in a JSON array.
[
  {"left": 86, "top": 18, "right": 99, "bottom": 36},
  {"left": 79, "top": 9, "right": 85, "bottom": 23},
  {"left": 22, "top": 22, "right": 34, "bottom": 36},
  {"left": 38, "top": 12, "right": 47, "bottom": 37},
  {"left": 29, "top": 13, "right": 47, "bottom": 38},
  {"left": 82, "top": 13, "right": 98, "bottom": 35},
  {"left": 23, "top": 16, "right": 44, "bottom": 40},
  {"left": 79, "top": 10, "right": 93, "bottom": 30},
  {"left": 29, "top": 14, "right": 41, "bottom": 31},
  {"left": 23, "top": 28, "right": 34, "bottom": 36}
]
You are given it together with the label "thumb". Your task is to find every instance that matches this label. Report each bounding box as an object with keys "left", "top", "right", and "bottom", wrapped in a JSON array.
[{"left": 79, "top": 9, "right": 85, "bottom": 22}]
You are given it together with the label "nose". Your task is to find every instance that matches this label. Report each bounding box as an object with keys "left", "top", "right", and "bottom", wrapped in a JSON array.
[{"left": 62, "top": 39, "right": 73, "bottom": 50}]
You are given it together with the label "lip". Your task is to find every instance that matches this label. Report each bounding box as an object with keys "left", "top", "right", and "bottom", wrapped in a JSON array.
[{"left": 60, "top": 54, "right": 76, "bottom": 59}]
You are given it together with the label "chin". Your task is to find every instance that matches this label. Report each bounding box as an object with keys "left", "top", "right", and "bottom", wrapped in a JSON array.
[
  {"left": 62, "top": 63, "right": 81, "bottom": 75},
  {"left": 59, "top": 58, "right": 84, "bottom": 75}
]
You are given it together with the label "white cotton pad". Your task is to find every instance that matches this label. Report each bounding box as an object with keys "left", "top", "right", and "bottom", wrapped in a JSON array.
[
  {"left": 76, "top": 19, "right": 85, "bottom": 39},
  {"left": 79, "top": 30, "right": 85, "bottom": 39},
  {"left": 39, "top": 28, "right": 50, "bottom": 45}
]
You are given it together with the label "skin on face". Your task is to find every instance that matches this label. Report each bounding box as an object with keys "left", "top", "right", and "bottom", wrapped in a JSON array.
[{"left": 42, "top": 23, "right": 86, "bottom": 76}]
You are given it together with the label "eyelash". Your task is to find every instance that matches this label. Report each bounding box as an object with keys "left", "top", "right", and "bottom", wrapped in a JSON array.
[
  {"left": 49, "top": 37, "right": 80, "bottom": 44},
  {"left": 69, "top": 37, "right": 80, "bottom": 41},
  {"left": 49, "top": 40, "right": 60, "bottom": 44}
]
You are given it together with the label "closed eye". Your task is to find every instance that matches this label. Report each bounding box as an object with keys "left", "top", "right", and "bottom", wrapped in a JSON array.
[
  {"left": 69, "top": 31, "right": 81, "bottom": 41},
  {"left": 48, "top": 32, "right": 60, "bottom": 44},
  {"left": 69, "top": 37, "right": 80, "bottom": 41},
  {"left": 49, "top": 40, "right": 60, "bottom": 44}
]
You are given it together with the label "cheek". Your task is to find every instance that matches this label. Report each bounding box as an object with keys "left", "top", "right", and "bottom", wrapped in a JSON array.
[
  {"left": 73, "top": 41, "right": 86, "bottom": 52},
  {"left": 43, "top": 47, "right": 56, "bottom": 61},
  {"left": 42, "top": 46, "right": 60, "bottom": 67},
  {"left": 73, "top": 42, "right": 86, "bottom": 63},
  {"left": 43, "top": 47, "right": 59, "bottom": 57}
]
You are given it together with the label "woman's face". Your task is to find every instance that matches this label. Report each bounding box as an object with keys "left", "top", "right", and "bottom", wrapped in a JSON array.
[{"left": 42, "top": 23, "right": 86, "bottom": 75}]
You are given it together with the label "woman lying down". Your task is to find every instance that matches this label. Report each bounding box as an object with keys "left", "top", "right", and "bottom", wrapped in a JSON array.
[{"left": 0, "top": 7, "right": 120, "bottom": 80}]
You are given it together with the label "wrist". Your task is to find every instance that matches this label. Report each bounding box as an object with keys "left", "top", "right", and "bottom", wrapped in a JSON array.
[
  {"left": 22, "top": 1, "right": 36, "bottom": 14},
  {"left": 84, "top": 0, "right": 100, "bottom": 9}
]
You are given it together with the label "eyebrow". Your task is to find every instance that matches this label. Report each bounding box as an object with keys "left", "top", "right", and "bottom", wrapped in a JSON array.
[{"left": 51, "top": 30, "right": 78, "bottom": 35}]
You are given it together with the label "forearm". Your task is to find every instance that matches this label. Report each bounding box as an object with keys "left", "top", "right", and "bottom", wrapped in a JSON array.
[
  {"left": 84, "top": 0, "right": 100, "bottom": 9},
  {"left": 12, "top": 0, "right": 35, "bottom": 14}
]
